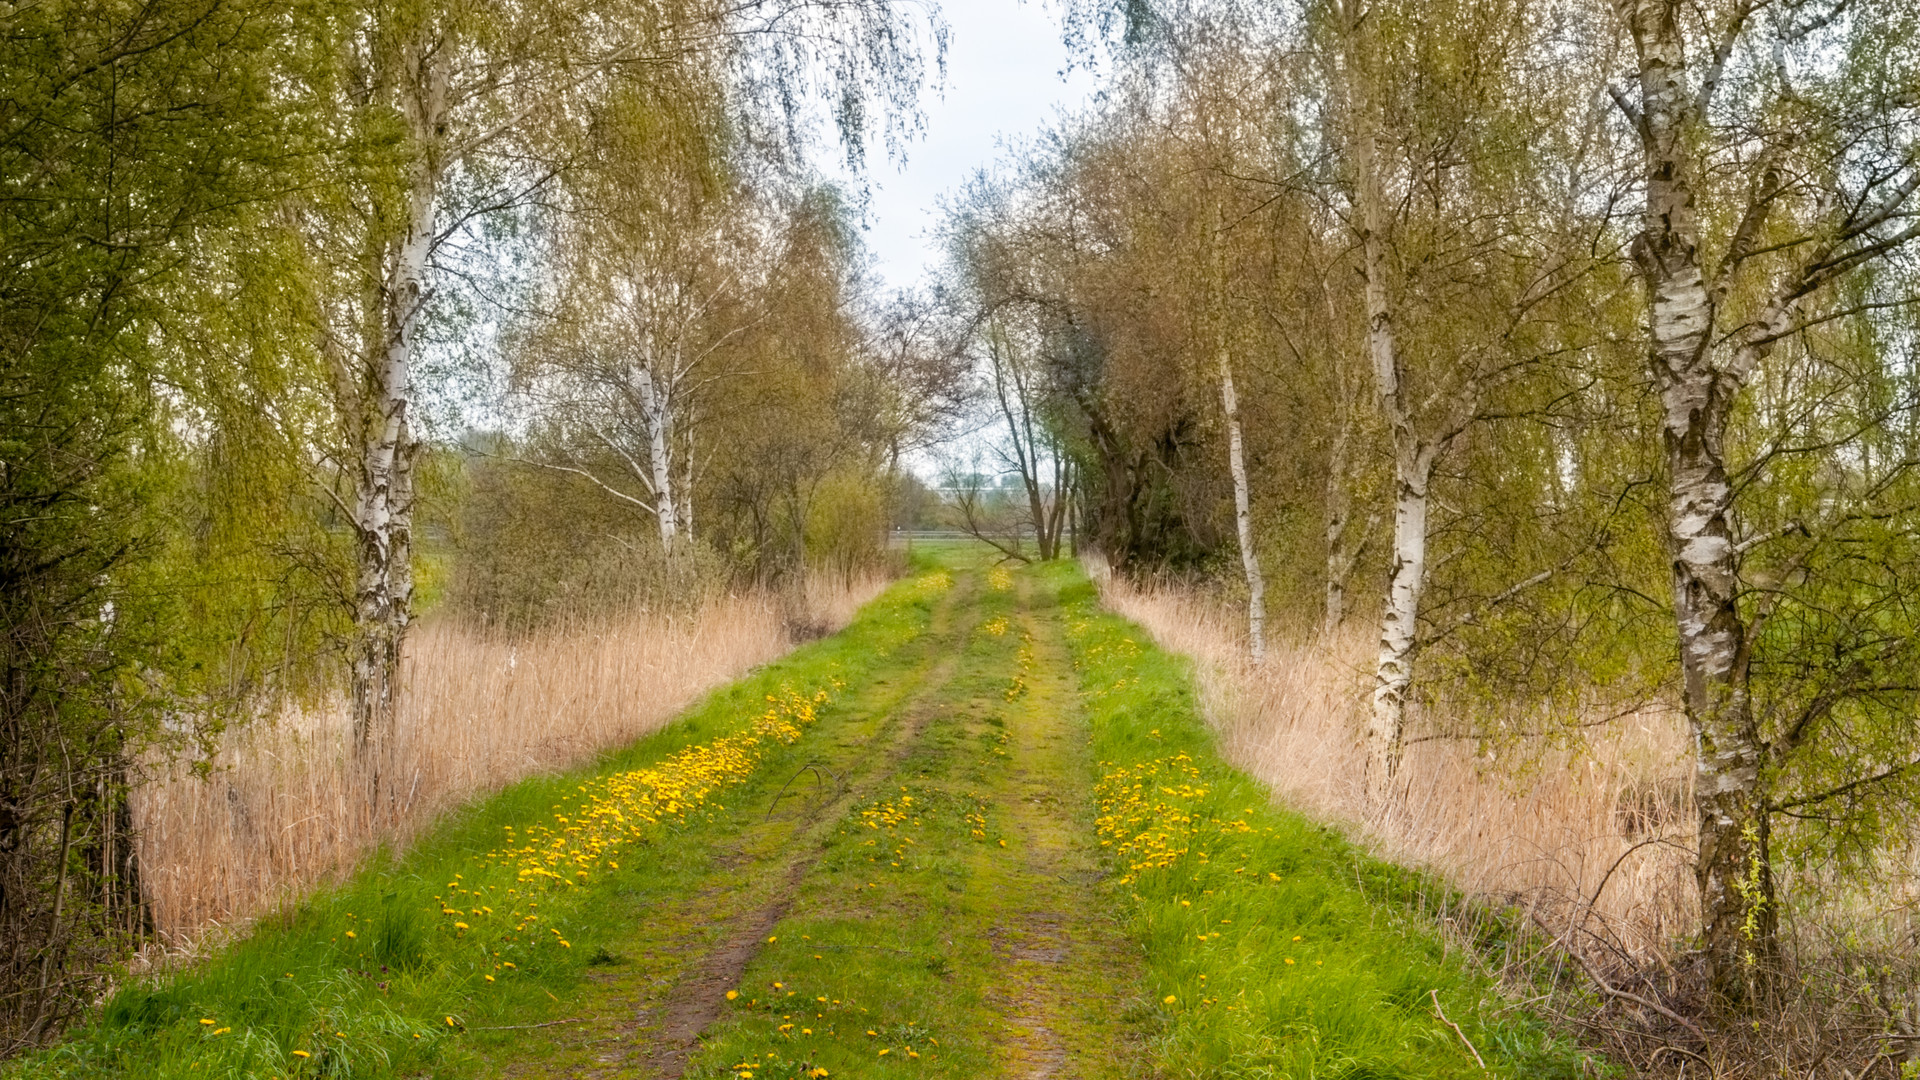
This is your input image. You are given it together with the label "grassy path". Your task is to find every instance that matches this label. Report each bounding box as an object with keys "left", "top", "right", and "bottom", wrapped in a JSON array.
[{"left": 21, "top": 551, "right": 1596, "bottom": 1080}]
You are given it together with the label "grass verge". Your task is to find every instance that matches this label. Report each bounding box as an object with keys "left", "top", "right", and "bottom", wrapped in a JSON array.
[{"left": 1048, "top": 563, "right": 1602, "bottom": 1079}]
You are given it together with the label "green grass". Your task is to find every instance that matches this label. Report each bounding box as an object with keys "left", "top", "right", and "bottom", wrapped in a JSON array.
[
  {"left": 678, "top": 555, "right": 1147, "bottom": 1080},
  {"left": 1045, "top": 562, "right": 1598, "bottom": 1079},
  {"left": 13, "top": 567, "right": 950, "bottom": 1080}
]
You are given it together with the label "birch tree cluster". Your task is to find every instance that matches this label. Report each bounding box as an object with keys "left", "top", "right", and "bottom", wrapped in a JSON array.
[
  {"left": 0, "top": 0, "right": 941, "bottom": 1047},
  {"left": 947, "top": 0, "right": 1920, "bottom": 1007}
]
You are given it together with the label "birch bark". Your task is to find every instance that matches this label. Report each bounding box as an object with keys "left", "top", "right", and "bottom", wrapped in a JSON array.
[
  {"left": 632, "top": 363, "right": 679, "bottom": 550},
  {"left": 1616, "top": 0, "right": 1772, "bottom": 996},
  {"left": 1345, "top": 13, "right": 1433, "bottom": 806},
  {"left": 349, "top": 33, "right": 444, "bottom": 766},
  {"left": 1219, "top": 350, "right": 1267, "bottom": 665}
]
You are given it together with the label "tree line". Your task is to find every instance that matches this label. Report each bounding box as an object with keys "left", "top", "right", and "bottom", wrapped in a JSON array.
[
  {"left": 933, "top": 0, "right": 1920, "bottom": 1010},
  {"left": 0, "top": 0, "right": 945, "bottom": 1048}
]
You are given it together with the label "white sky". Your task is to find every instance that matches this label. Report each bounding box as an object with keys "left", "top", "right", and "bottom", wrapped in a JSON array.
[{"left": 838, "top": 0, "right": 1102, "bottom": 293}]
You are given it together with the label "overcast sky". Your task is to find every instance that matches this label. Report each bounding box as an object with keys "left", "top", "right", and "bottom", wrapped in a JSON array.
[{"left": 838, "top": 0, "right": 1102, "bottom": 294}]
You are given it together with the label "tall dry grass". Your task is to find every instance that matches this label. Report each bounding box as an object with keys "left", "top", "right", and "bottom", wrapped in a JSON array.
[
  {"left": 132, "top": 577, "right": 888, "bottom": 947},
  {"left": 1101, "top": 571, "right": 1920, "bottom": 1075},
  {"left": 1094, "top": 570, "right": 1697, "bottom": 961}
]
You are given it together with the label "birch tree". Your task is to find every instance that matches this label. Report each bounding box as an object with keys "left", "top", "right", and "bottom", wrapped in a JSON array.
[
  {"left": 299, "top": 0, "right": 940, "bottom": 773},
  {"left": 514, "top": 84, "right": 755, "bottom": 556},
  {"left": 1324, "top": 0, "right": 1603, "bottom": 805},
  {"left": 1606, "top": 0, "right": 1920, "bottom": 1000}
]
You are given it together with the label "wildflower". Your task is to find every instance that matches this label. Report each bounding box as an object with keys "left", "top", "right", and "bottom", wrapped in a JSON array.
[
  {"left": 1163, "top": 995, "right": 1176, "bottom": 1004},
  {"left": 199, "top": 1019, "right": 215, "bottom": 1026},
  {"left": 727, "top": 990, "right": 740, "bottom": 1001},
  {"left": 211, "top": 1028, "right": 230, "bottom": 1036}
]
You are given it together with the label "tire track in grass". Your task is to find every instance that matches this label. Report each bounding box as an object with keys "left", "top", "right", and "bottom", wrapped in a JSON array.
[
  {"left": 980, "top": 577, "right": 1145, "bottom": 1080},
  {"left": 475, "top": 570, "right": 974, "bottom": 1080},
  {"left": 686, "top": 563, "right": 1148, "bottom": 1080},
  {"left": 628, "top": 605, "right": 979, "bottom": 1080}
]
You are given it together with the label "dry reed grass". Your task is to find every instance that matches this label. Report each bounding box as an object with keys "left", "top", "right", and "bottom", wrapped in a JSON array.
[
  {"left": 1097, "top": 569, "right": 1920, "bottom": 1075},
  {"left": 132, "top": 576, "right": 888, "bottom": 947},
  {"left": 1094, "top": 570, "right": 1697, "bottom": 958}
]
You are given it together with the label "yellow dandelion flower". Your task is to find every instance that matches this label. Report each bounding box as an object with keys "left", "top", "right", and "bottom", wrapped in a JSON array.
[{"left": 1163, "top": 995, "right": 1176, "bottom": 1004}]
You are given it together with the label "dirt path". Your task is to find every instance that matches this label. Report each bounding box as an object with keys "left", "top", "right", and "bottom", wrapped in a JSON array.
[{"left": 478, "top": 562, "right": 1149, "bottom": 1080}]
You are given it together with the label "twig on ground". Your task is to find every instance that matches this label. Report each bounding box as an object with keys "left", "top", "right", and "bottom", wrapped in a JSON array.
[
  {"left": 474, "top": 1017, "right": 592, "bottom": 1031},
  {"left": 1650, "top": 1044, "right": 1709, "bottom": 1068},
  {"left": 1429, "top": 989, "right": 1489, "bottom": 1071},
  {"left": 1529, "top": 911, "right": 1708, "bottom": 1044},
  {"left": 766, "top": 763, "right": 841, "bottom": 819}
]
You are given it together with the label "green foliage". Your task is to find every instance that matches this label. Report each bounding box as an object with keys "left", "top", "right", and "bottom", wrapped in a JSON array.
[
  {"left": 0, "top": 0, "right": 329, "bottom": 1046},
  {"left": 443, "top": 448, "right": 725, "bottom": 629}
]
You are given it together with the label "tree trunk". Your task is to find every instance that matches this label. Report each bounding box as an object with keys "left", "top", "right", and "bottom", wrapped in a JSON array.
[
  {"left": 634, "top": 366, "right": 678, "bottom": 551},
  {"left": 1654, "top": 246, "right": 1773, "bottom": 1004},
  {"left": 1219, "top": 353, "right": 1266, "bottom": 665},
  {"left": 1367, "top": 449, "right": 1433, "bottom": 805},
  {"left": 1324, "top": 399, "right": 1365, "bottom": 637},
  {"left": 1348, "top": 27, "right": 1430, "bottom": 806},
  {"left": 349, "top": 139, "right": 433, "bottom": 764},
  {"left": 678, "top": 421, "right": 696, "bottom": 541},
  {"left": 1619, "top": 0, "right": 1774, "bottom": 1001}
]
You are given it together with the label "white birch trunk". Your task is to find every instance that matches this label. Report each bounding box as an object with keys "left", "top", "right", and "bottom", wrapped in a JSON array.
[
  {"left": 349, "top": 40, "right": 443, "bottom": 766},
  {"left": 633, "top": 365, "right": 678, "bottom": 550},
  {"left": 1618, "top": 0, "right": 1773, "bottom": 995},
  {"left": 1348, "top": 39, "right": 1431, "bottom": 807},
  {"left": 1367, "top": 452, "right": 1432, "bottom": 804},
  {"left": 1219, "top": 353, "right": 1267, "bottom": 666}
]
